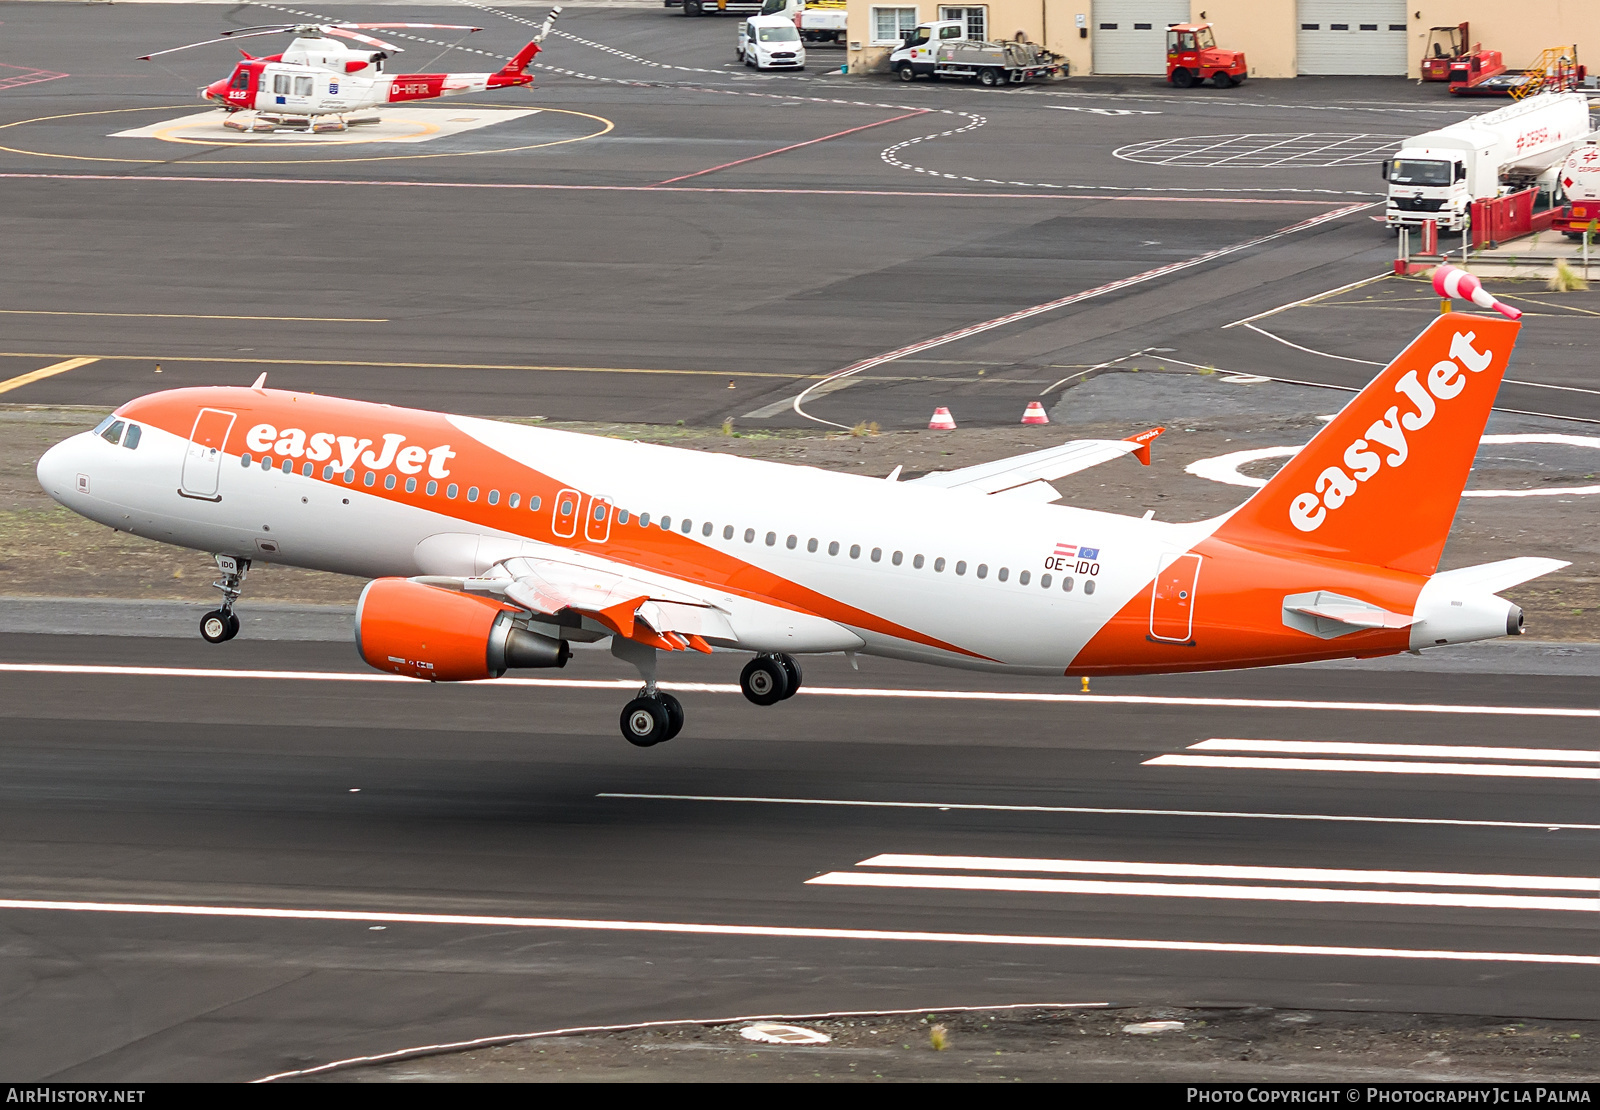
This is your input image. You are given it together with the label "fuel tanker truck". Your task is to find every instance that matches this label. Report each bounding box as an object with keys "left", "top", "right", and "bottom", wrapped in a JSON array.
[{"left": 1383, "top": 92, "right": 1593, "bottom": 234}]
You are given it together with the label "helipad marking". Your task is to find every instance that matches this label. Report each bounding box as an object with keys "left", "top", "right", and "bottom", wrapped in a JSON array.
[
  {"left": 111, "top": 107, "right": 539, "bottom": 148},
  {"left": 0, "top": 104, "right": 612, "bottom": 165},
  {"left": 1186, "top": 434, "right": 1600, "bottom": 498}
]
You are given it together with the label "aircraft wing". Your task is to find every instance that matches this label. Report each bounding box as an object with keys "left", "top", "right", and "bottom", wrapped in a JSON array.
[
  {"left": 423, "top": 553, "right": 734, "bottom": 653},
  {"left": 909, "top": 427, "right": 1164, "bottom": 500}
]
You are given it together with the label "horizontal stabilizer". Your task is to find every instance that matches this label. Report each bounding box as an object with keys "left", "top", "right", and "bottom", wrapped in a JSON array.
[
  {"left": 1426, "top": 557, "right": 1570, "bottom": 595},
  {"left": 911, "top": 429, "right": 1162, "bottom": 497},
  {"left": 1282, "top": 590, "right": 1415, "bottom": 640}
]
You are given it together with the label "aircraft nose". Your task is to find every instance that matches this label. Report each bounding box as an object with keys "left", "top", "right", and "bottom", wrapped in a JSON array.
[{"left": 36, "top": 434, "right": 85, "bottom": 504}]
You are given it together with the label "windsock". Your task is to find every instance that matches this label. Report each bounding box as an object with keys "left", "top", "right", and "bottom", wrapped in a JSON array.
[{"left": 1433, "top": 264, "right": 1523, "bottom": 320}]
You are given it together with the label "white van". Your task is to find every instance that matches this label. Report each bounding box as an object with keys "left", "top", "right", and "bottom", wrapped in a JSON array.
[{"left": 737, "top": 14, "right": 806, "bottom": 70}]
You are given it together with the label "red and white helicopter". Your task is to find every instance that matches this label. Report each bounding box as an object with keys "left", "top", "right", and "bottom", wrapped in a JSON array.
[{"left": 140, "top": 8, "right": 562, "bottom": 133}]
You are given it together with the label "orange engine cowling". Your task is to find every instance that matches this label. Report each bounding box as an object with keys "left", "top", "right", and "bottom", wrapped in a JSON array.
[{"left": 355, "top": 577, "right": 571, "bottom": 681}]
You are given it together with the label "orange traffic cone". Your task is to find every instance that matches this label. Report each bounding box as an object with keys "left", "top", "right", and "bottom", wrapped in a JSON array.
[
  {"left": 1021, "top": 400, "right": 1049, "bottom": 425},
  {"left": 928, "top": 406, "right": 957, "bottom": 430}
]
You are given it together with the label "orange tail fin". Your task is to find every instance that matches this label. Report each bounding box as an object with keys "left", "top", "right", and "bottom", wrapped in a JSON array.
[{"left": 1212, "top": 312, "right": 1520, "bottom": 575}]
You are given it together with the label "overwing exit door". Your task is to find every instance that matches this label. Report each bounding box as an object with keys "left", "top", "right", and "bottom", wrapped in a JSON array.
[
  {"left": 180, "top": 408, "right": 235, "bottom": 500},
  {"left": 1148, "top": 552, "right": 1201, "bottom": 644}
]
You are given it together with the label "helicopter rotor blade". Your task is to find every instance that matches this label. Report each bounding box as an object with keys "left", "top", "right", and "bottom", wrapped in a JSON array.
[
  {"left": 217, "top": 24, "right": 297, "bottom": 36},
  {"left": 322, "top": 27, "right": 404, "bottom": 51},
  {"left": 138, "top": 29, "right": 288, "bottom": 60},
  {"left": 330, "top": 23, "right": 482, "bottom": 32}
]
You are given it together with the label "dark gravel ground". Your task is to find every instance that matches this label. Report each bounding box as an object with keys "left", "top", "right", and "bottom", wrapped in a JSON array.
[{"left": 314, "top": 1005, "right": 1600, "bottom": 1083}]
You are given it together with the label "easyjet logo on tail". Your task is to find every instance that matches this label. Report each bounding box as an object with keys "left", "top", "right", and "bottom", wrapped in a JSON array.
[
  {"left": 1289, "top": 330, "right": 1492, "bottom": 533},
  {"left": 244, "top": 423, "right": 456, "bottom": 478}
]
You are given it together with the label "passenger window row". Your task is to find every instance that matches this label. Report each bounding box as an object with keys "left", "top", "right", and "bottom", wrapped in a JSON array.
[
  {"left": 230, "top": 458, "right": 1097, "bottom": 596},
  {"left": 617, "top": 510, "right": 1095, "bottom": 594}
]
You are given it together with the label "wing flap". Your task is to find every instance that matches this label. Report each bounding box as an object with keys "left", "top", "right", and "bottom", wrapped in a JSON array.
[{"left": 441, "top": 553, "right": 736, "bottom": 651}]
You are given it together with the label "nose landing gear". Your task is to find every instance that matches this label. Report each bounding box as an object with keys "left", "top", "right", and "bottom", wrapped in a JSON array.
[{"left": 199, "top": 554, "right": 249, "bottom": 644}]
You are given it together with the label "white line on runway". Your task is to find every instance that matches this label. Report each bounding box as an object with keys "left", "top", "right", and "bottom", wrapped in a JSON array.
[
  {"left": 1145, "top": 755, "right": 1599, "bottom": 780},
  {"left": 1193, "top": 738, "right": 1599, "bottom": 763},
  {"left": 808, "top": 872, "right": 1597, "bottom": 912},
  {"left": 0, "top": 897, "right": 1591, "bottom": 966},
  {"left": 597, "top": 793, "right": 1600, "bottom": 831},
  {"left": 857, "top": 854, "right": 1599, "bottom": 892},
  {"left": 4, "top": 663, "right": 1595, "bottom": 719}
]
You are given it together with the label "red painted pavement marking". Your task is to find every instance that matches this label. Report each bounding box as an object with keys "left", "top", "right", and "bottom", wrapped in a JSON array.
[
  {"left": 0, "top": 64, "right": 68, "bottom": 91},
  {"left": 653, "top": 109, "right": 930, "bottom": 186}
]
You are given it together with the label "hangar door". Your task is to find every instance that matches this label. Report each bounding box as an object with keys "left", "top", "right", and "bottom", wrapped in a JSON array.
[
  {"left": 1297, "top": 0, "right": 1409, "bottom": 75},
  {"left": 1091, "top": 0, "right": 1189, "bottom": 75}
]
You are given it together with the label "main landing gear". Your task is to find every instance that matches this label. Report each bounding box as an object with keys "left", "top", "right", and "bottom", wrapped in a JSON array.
[
  {"left": 199, "top": 554, "right": 249, "bottom": 644},
  {"left": 611, "top": 639, "right": 804, "bottom": 746},
  {"left": 740, "top": 653, "right": 801, "bottom": 706}
]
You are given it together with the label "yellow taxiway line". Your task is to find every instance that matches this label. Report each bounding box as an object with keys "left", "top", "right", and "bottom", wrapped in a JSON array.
[{"left": 0, "top": 357, "right": 100, "bottom": 396}]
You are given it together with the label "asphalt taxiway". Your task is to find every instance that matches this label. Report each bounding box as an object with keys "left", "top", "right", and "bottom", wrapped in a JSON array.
[{"left": 4, "top": 3, "right": 1596, "bottom": 430}]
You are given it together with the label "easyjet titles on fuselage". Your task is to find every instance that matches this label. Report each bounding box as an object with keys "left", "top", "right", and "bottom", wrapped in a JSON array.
[{"left": 243, "top": 422, "right": 456, "bottom": 478}]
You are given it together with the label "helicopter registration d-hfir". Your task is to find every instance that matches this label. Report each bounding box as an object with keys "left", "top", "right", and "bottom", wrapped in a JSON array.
[{"left": 139, "top": 8, "right": 562, "bottom": 133}]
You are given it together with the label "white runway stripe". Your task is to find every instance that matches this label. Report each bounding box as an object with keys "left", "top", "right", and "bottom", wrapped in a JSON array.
[
  {"left": 1, "top": 663, "right": 1595, "bottom": 718},
  {"left": 1193, "top": 739, "right": 1599, "bottom": 763},
  {"left": 857, "top": 854, "right": 1599, "bottom": 892},
  {"left": 598, "top": 793, "right": 1600, "bottom": 831},
  {"left": 1145, "top": 754, "right": 1599, "bottom": 780},
  {"left": 0, "top": 897, "right": 1592, "bottom": 966},
  {"left": 809, "top": 872, "right": 1598, "bottom": 912}
]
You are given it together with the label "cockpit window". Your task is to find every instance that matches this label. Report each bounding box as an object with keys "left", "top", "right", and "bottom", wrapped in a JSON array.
[
  {"left": 101, "top": 420, "right": 125, "bottom": 445},
  {"left": 123, "top": 424, "right": 142, "bottom": 450},
  {"left": 92, "top": 415, "right": 116, "bottom": 436},
  {"left": 231, "top": 69, "right": 250, "bottom": 90}
]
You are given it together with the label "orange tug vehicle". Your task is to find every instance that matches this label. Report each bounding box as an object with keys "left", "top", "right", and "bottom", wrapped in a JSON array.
[{"left": 1166, "top": 23, "right": 1246, "bottom": 88}]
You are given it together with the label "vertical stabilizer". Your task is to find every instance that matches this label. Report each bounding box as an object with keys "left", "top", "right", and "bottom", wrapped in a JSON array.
[{"left": 1212, "top": 312, "right": 1520, "bottom": 575}]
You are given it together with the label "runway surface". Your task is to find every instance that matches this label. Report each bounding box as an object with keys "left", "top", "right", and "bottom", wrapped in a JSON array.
[{"left": 0, "top": 629, "right": 1594, "bottom": 1080}]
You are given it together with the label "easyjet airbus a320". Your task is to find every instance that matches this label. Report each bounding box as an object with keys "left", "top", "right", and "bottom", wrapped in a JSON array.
[{"left": 36, "top": 267, "right": 1564, "bottom": 746}]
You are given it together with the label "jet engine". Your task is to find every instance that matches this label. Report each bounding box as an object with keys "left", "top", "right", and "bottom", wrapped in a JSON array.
[{"left": 355, "top": 577, "right": 571, "bottom": 681}]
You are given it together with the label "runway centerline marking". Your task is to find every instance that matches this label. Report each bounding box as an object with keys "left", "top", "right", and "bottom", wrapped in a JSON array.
[
  {"left": 808, "top": 872, "right": 1598, "bottom": 913},
  {"left": 0, "top": 357, "right": 99, "bottom": 397},
  {"left": 653, "top": 110, "right": 931, "bottom": 186},
  {"left": 856, "top": 854, "right": 1599, "bottom": 892},
  {"left": 1, "top": 662, "right": 1596, "bottom": 717},
  {"left": 1145, "top": 754, "right": 1598, "bottom": 780},
  {"left": 0, "top": 897, "right": 1592, "bottom": 966},
  {"left": 597, "top": 793, "right": 1600, "bottom": 831},
  {"left": 1192, "top": 738, "right": 1598, "bottom": 763}
]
